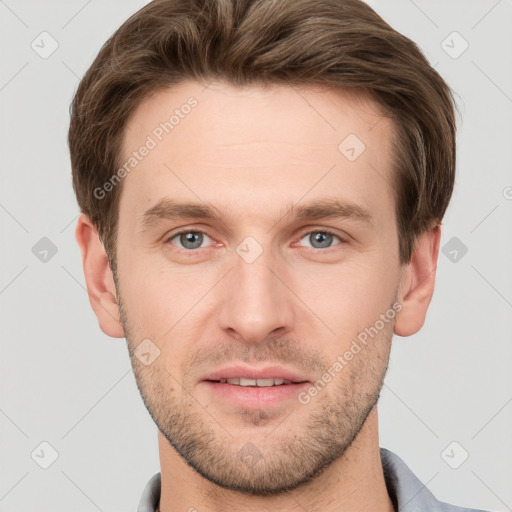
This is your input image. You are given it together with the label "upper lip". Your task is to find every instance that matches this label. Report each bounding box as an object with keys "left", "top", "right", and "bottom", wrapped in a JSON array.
[{"left": 201, "top": 365, "right": 310, "bottom": 383}]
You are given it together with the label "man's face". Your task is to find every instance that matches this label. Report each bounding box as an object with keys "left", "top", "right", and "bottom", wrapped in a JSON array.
[{"left": 115, "top": 80, "right": 402, "bottom": 494}]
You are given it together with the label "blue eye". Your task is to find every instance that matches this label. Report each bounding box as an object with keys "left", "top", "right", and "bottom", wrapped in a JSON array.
[
  {"left": 168, "top": 231, "right": 213, "bottom": 250},
  {"left": 166, "top": 229, "right": 345, "bottom": 252},
  {"left": 299, "top": 230, "right": 343, "bottom": 249}
]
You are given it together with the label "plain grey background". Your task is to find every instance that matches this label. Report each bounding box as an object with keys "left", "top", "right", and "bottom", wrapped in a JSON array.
[{"left": 1, "top": 1, "right": 511, "bottom": 511}]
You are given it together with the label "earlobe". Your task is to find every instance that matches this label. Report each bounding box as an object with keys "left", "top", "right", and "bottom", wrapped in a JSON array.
[
  {"left": 75, "top": 213, "right": 125, "bottom": 338},
  {"left": 394, "top": 224, "right": 442, "bottom": 337}
]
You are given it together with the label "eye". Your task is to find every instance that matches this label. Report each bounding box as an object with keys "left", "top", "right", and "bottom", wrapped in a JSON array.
[
  {"left": 167, "top": 230, "right": 213, "bottom": 250},
  {"left": 297, "top": 230, "right": 345, "bottom": 250},
  {"left": 165, "top": 228, "right": 346, "bottom": 253}
]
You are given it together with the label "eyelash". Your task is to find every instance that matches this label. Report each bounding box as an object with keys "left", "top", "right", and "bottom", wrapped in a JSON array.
[{"left": 165, "top": 228, "right": 347, "bottom": 253}]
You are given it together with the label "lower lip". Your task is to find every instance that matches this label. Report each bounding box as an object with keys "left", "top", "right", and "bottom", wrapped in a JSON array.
[{"left": 202, "top": 381, "right": 310, "bottom": 408}]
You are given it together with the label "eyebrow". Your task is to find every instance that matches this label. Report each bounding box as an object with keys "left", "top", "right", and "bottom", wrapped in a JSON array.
[{"left": 139, "top": 197, "right": 375, "bottom": 230}]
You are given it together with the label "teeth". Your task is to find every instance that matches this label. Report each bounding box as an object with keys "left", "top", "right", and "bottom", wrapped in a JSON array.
[{"left": 220, "top": 377, "right": 292, "bottom": 386}]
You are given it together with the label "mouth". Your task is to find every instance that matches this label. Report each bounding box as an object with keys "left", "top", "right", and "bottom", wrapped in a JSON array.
[
  {"left": 206, "top": 377, "right": 305, "bottom": 386},
  {"left": 200, "top": 364, "right": 310, "bottom": 385},
  {"left": 200, "top": 366, "right": 311, "bottom": 409}
]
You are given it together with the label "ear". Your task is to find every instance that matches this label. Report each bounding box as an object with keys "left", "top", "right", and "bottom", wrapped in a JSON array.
[
  {"left": 394, "top": 223, "right": 441, "bottom": 337},
  {"left": 75, "top": 213, "right": 125, "bottom": 338}
]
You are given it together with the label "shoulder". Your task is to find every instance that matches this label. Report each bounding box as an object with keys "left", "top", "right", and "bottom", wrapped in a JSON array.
[
  {"left": 137, "top": 472, "right": 161, "bottom": 512},
  {"left": 380, "top": 448, "right": 490, "bottom": 512}
]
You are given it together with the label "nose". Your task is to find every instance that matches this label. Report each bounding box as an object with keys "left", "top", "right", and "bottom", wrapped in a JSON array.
[{"left": 217, "top": 240, "right": 296, "bottom": 344}]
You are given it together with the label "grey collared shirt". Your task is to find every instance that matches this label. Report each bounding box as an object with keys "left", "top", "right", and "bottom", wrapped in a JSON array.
[{"left": 137, "top": 448, "right": 489, "bottom": 512}]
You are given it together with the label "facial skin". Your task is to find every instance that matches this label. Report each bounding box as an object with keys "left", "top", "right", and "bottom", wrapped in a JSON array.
[{"left": 76, "top": 80, "right": 441, "bottom": 512}]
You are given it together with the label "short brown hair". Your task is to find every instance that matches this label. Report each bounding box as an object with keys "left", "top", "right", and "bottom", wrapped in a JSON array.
[{"left": 68, "top": 0, "right": 459, "bottom": 270}]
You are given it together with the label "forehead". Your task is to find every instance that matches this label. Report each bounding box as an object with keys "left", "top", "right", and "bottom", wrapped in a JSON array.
[{"left": 117, "top": 80, "right": 396, "bottom": 227}]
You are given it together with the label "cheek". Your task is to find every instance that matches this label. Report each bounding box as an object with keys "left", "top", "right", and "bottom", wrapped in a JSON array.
[
  {"left": 290, "top": 255, "right": 398, "bottom": 332},
  {"left": 118, "top": 248, "right": 176, "bottom": 313},
  {"left": 117, "top": 259, "right": 218, "bottom": 358}
]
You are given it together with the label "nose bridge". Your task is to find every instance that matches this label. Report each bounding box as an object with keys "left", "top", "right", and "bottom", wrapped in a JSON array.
[{"left": 217, "top": 235, "right": 294, "bottom": 342}]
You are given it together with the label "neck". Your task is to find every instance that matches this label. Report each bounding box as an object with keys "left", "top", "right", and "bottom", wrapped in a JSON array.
[{"left": 157, "top": 406, "right": 394, "bottom": 512}]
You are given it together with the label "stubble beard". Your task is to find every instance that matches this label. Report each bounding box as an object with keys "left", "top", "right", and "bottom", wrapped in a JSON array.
[{"left": 116, "top": 287, "right": 392, "bottom": 496}]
